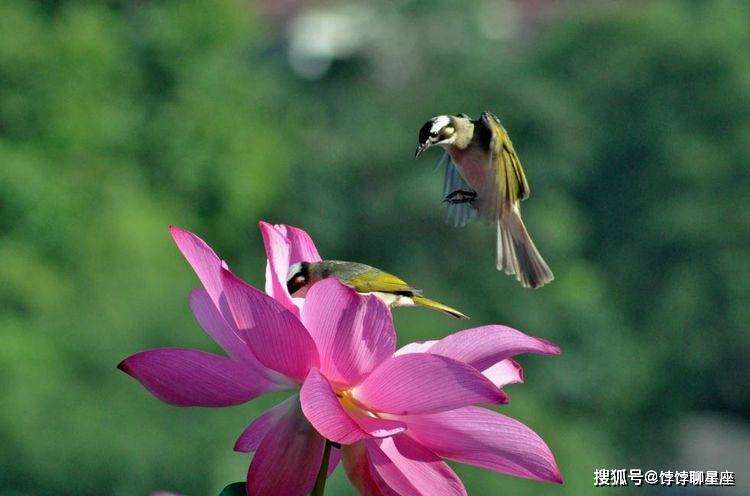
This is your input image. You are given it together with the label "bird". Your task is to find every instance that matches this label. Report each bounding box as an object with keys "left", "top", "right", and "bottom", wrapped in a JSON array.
[
  {"left": 286, "top": 260, "right": 468, "bottom": 319},
  {"left": 415, "top": 111, "right": 553, "bottom": 288}
]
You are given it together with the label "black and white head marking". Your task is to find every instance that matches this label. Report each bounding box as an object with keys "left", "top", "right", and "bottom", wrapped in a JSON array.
[
  {"left": 286, "top": 261, "right": 310, "bottom": 295},
  {"left": 418, "top": 115, "right": 456, "bottom": 148}
]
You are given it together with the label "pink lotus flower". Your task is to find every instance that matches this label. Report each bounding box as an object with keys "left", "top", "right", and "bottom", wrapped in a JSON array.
[
  {"left": 120, "top": 224, "right": 556, "bottom": 495},
  {"left": 338, "top": 326, "right": 564, "bottom": 495}
]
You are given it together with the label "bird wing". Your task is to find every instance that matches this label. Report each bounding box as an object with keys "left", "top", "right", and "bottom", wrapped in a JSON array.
[
  {"left": 440, "top": 152, "right": 478, "bottom": 227},
  {"left": 477, "top": 112, "right": 530, "bottom": 220},
  {"left": 346, "top": 266, "right": 421, "bottom": 295}
]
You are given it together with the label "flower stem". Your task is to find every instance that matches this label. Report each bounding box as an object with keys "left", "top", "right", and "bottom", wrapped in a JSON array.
[{"left": 311, "top": 439, "right": 332, "bottom": 496}]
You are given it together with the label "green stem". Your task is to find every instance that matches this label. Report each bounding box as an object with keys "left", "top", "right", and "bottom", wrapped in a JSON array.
[{"left": 311, "top": 440, "right": 332, "bottom": 496}]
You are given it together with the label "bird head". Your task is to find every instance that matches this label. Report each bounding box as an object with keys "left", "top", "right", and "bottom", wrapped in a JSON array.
[
  {"left": 286, "top": 261, "right": 311, "bottom": 295},
  {"left": 415, "top": 114, "right": 471, "bottom": 157}
]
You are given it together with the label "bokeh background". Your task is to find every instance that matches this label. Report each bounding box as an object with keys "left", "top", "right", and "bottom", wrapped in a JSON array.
[{"left": 2, "top": 0, "right": 750, "bottom": 494}]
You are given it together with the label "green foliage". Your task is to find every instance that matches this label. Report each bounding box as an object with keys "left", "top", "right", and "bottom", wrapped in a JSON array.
[
  {"left": 218, "top": 482, "right": 246, "bottom": 496},
  {"left": 1, "top": 0, "right": 749, "bottom": 495}
]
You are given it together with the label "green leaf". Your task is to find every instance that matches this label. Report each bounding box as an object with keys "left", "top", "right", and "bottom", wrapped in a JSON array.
[{"left": 219, "top": 481, "right": 246, "bottom": 496}]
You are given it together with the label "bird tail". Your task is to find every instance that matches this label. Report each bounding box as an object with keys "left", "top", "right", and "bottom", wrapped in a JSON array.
[
  {"left": 497, "top": 207, "right": 554, "bottom": 288},
  {"left": 411, "top": 295, "right": 469, "bottom": 320}
]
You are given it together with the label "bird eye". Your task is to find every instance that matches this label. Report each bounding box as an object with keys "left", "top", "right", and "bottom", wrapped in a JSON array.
[{"left": 429, "top": 131, "right": 437, "bottom": 138}]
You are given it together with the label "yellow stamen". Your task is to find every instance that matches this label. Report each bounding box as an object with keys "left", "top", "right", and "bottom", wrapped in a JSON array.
[{"left": 337, "top": 389, "right": 378, "bottom": 418}]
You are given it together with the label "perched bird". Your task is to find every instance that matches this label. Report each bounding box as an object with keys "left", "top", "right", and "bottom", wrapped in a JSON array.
[
  {"left": 286, "top": 260, "right": 468, "bottom": 319},
  {"left": 415, "top": 112, "right": 553, "bottom": 288}
]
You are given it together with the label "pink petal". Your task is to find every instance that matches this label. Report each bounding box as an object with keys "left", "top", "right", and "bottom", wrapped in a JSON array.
[
  {"left": 328, "top": 446, "right": 342, "bottom": 476},
  {"left": 300, "top": 368, "right": 406, "bottom": 444},
  {"left": 170, "top": 227, "right": 230, "bottom": 319},
  {"left": 220, "top": 268, "right": 319, "bottom": 382},
  {"left": 258, "top": 222, "right": 322, "bottom": 316},
  {"left": 278, "top": 223, "right": 322, "bottom": 264},
  {"left": 403, "top": 406, "right": 563, "bottom": 483},
  {"left": 189, "top": 288, "right": 255, "bottom": 363},
  {"left": 259, "top": 221, "right": 298, "bottom": 315},
  {"left": 351, "top": 412, "right": 407, "bottom": 439},
  {"left": 353, "top": 354, "right": 507, "bottom": 415},
  {"left": 190, "top": 288, "right": 296, "bottom": 390},
  {"left": 247, "top": 400, "right": 325, "bottom": 496},
  {"left": 482, "top": 358, "right": 524, "bottom": 388},
  {"left": 367, "top": 436, "right": 467, "bottom": 496},
  {"left": 261, "top": 221, "right": 322, "bottom": 268},
  {"left": 235, "top": 395, "right": 297, "bottom": 453},
  {"left": 394, "top": 340, "right": 437, "bottom": 356},
  {"left": 118, "top": 348, "right": 269, "bottom": 407},
  {"left": 300, "top": 368, "right": 369, "bottom": 444},
  {"left": 342, "top": 443, "right": 398, "bottom": 496},
  {"left": 427, "top": 325, "right": 560, "bottom": 371},
  {"left": 170, "top": 228, "right": 281, "bottom": 382},
  {"left": 302, "top": 279, "right": 396, "bottom": 387}
]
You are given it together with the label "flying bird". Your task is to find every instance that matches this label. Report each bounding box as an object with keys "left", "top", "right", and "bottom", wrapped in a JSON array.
[
  {"left": 286, "top": 260, "right": 468, "bottom": 319},
  {"left": 415, "top": 111, "right": 553, "bottom": 288}
]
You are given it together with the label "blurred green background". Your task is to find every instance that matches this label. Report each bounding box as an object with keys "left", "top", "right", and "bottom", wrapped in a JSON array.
[{"left": 2, "top": 0, "right": 749, "bottom": 494}]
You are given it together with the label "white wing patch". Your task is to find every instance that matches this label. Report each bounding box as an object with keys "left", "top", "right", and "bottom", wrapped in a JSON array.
[{"left": 368, "top": 291, "right": 415, "bottom": 308}]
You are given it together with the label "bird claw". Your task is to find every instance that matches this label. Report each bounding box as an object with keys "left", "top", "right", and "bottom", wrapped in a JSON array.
[{"left": 444, "top": 190, "right": 477, "bottom": 204}]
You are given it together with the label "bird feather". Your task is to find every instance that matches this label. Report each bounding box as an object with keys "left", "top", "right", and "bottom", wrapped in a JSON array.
[
  {"left": 478, "top": 112, "right": 530, "bottom": 220},
  {"left": 440, "top": 152, "right": 478, "bottom": 227},
  {"left": 346, "top": 267, "right": 421, "bottom": 295}
]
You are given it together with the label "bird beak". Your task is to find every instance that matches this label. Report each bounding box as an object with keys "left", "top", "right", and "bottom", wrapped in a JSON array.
[{"left": 415, "top": 143, "right": 428, "bottom": 158}]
